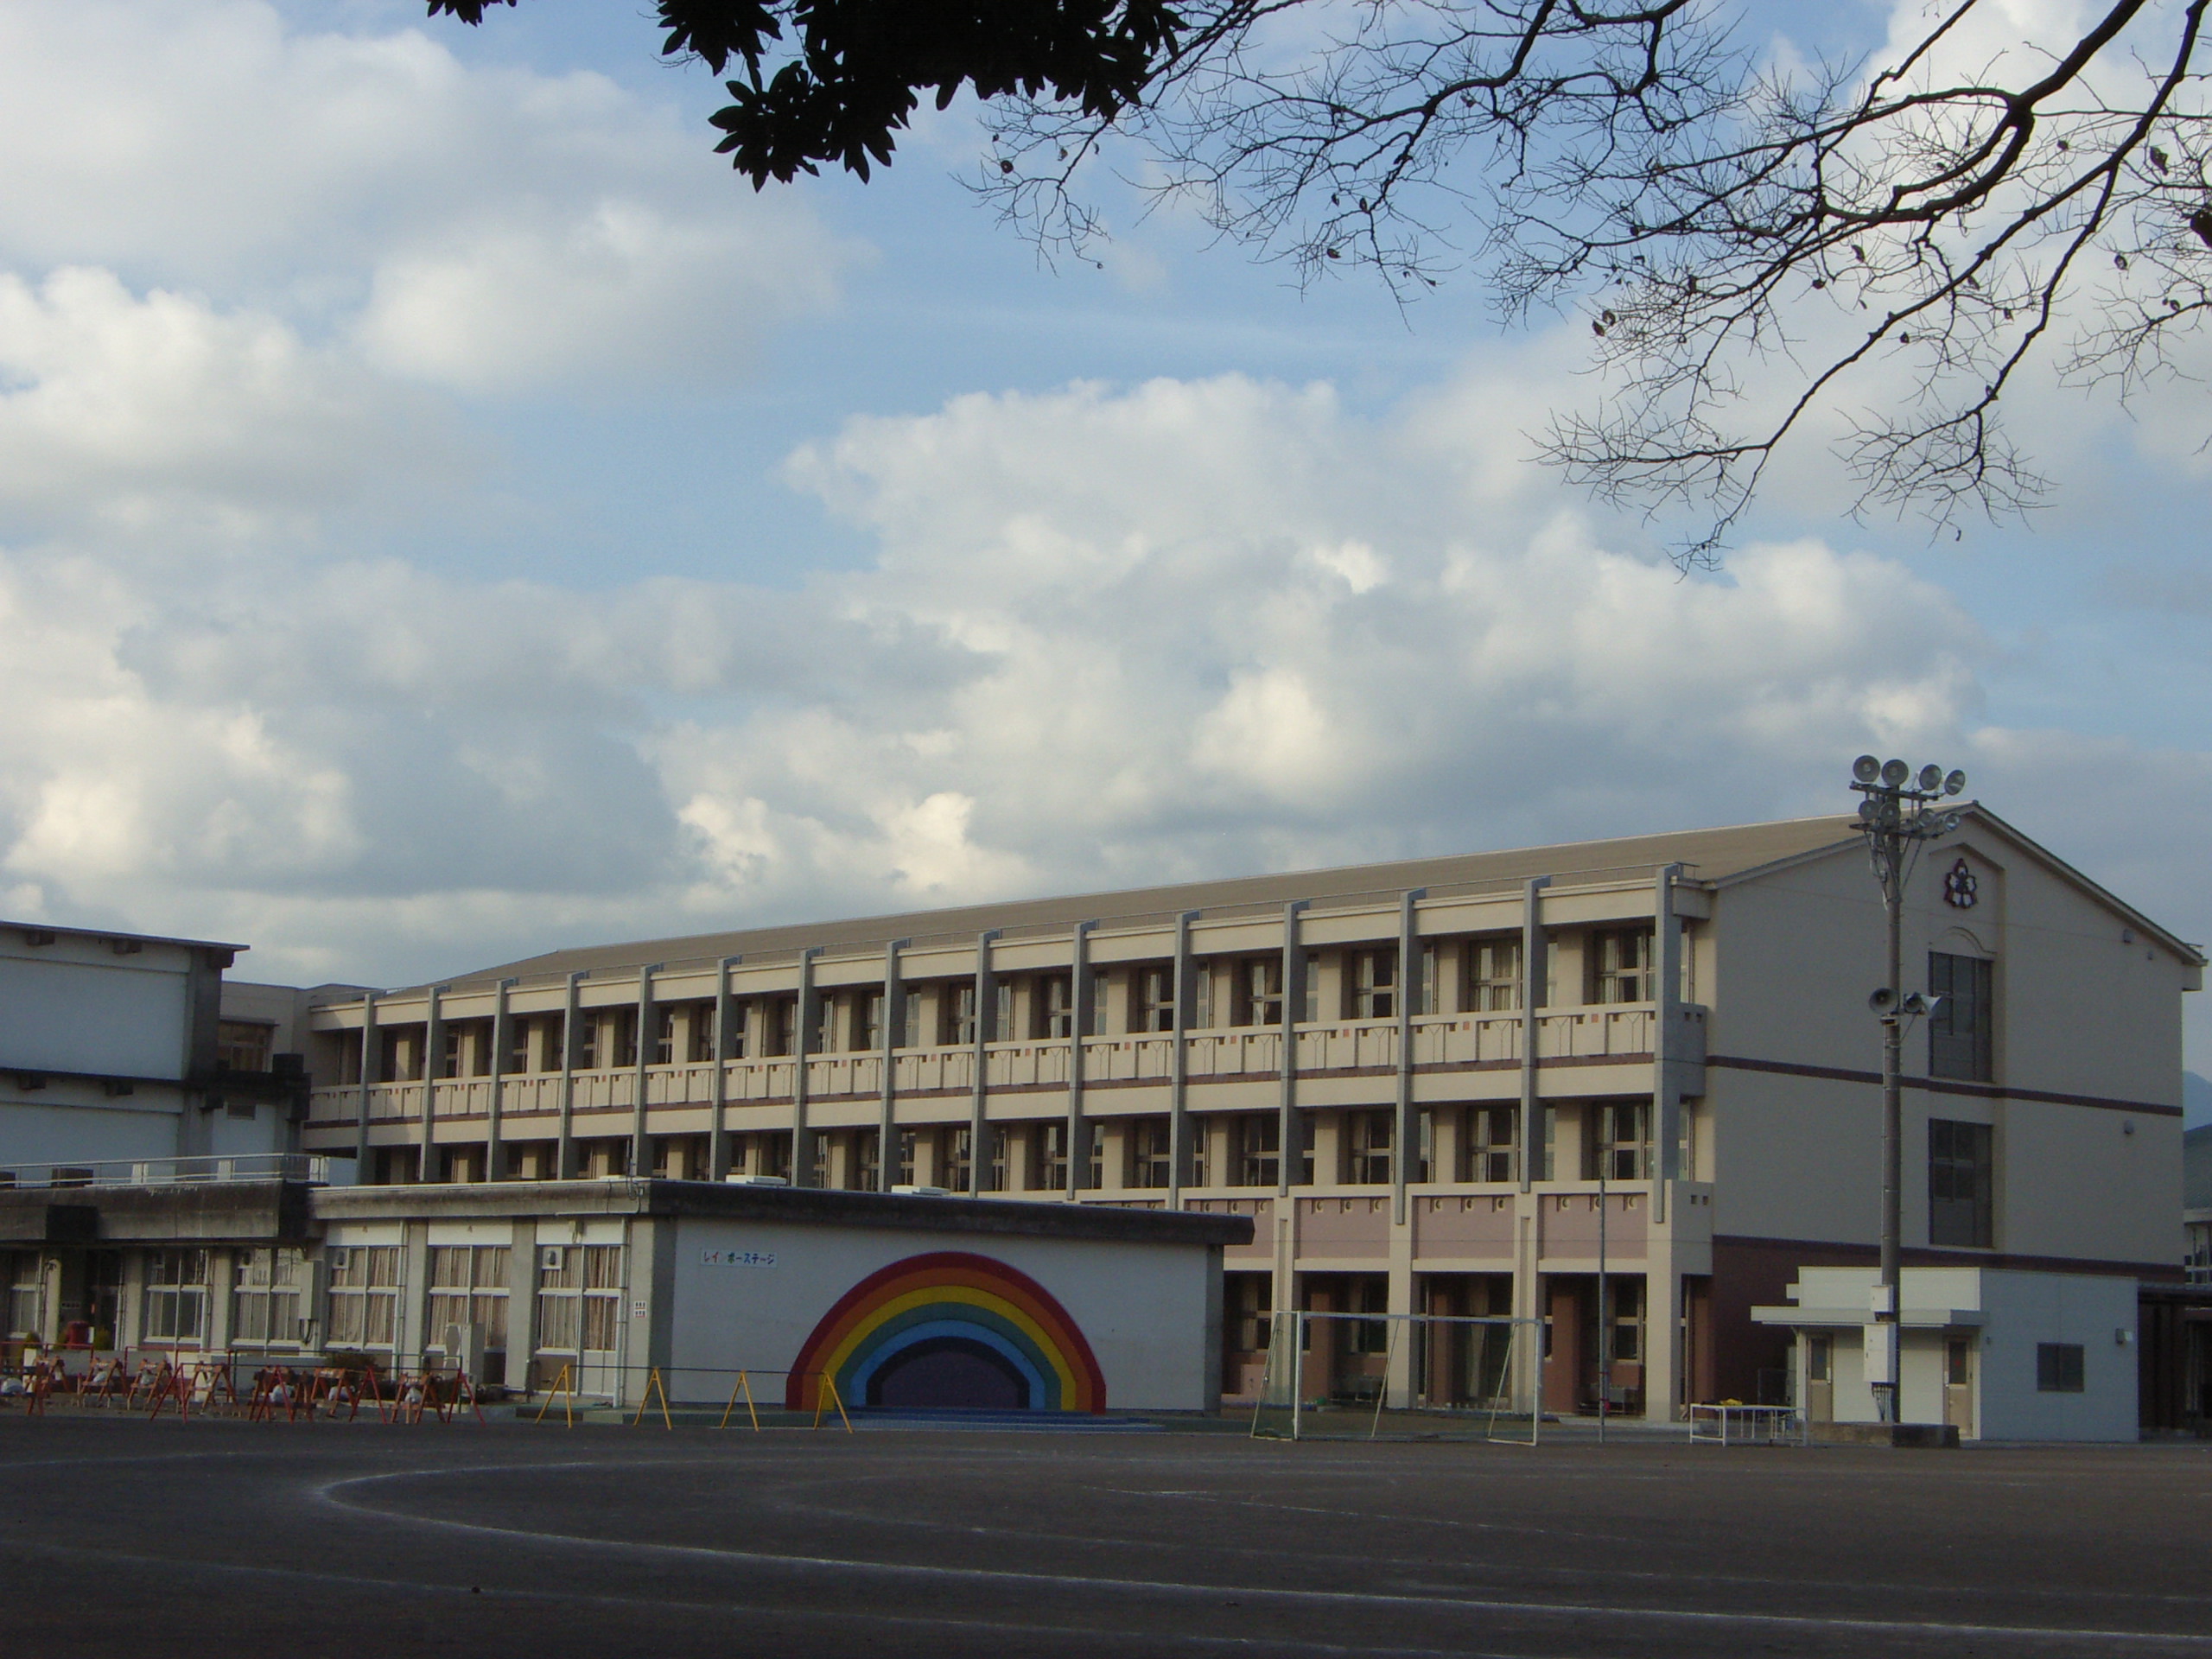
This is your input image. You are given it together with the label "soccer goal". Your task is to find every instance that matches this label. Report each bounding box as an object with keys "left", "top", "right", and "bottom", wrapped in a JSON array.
[{"left": 1248, "top": 1310, "right": 1545, "bottom": 1444}]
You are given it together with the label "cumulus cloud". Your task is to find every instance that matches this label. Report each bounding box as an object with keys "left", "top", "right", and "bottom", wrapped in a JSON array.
[
  {"left": 0, "top": 0, "right": 2206, "bottom": 1088},
  {"left": 0, "top": 1, "right": 844, "bottom": 396},
  {"left": 0, "top": 267, "right": 455, "bottom": 537}
]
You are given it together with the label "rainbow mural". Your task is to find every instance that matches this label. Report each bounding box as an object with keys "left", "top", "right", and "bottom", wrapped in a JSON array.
[{"left": 785, "top": 1252, "right": 1106, "bottom": 1414}]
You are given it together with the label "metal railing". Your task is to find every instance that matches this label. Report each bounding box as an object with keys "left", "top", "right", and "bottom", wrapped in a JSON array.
[{"left": 0, "top": 1153, "right": 344, "bottom": 1190}]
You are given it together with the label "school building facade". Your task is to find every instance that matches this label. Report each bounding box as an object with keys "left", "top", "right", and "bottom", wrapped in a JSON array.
[{"left": 283, "top": 809, "right": 2200, "bottom": 1425}]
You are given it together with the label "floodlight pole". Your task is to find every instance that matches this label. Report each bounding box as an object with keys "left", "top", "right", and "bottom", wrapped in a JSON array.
[
  {"left": 1849, "top": 758, "right": 1965, "bottom": 1426},
  {"left": 1872, "top": 840, "right": 1905, "bottom": 1425}
]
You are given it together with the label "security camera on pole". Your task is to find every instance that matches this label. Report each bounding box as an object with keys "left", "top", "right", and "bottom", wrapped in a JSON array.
[{"left": 1848, "top": 754, "right": 1967, "bottom": 1425}]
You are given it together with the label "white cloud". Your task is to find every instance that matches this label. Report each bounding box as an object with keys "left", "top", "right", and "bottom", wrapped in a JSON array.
[
  {"left": 0, "top": 1, "right": 844, "bottom": 396},
  {"left": 0, "top": 0, "right": 2204, "bottom": 1087},
  {"left": 3, "top": 349, "right": 2210, "bottom": 1073},
  {"left": 0, "top": 267, "right": 454, "bottom": 537},
  {"left": 355, "top": 197, "right": 841, "bottom": 393}
]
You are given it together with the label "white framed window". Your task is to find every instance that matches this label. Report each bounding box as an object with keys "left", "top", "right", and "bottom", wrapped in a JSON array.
[
  {"left": 535, "top": 1244, "right": 622, "bottom": 1357},
  {"left": 1234, "top": 958, "right": 1281, "bottom": 1027},
  {"left": 143, "top": 1249, "right": 211, "bottom": 1344},
  {"left": 1344, "top": 1109, "right": 1392, "bottom": 1185},
  {"left": 232, "top": 1247, "right": 308, "bottom": 1347},
  {"left": 327, "top": 1245, "right": 400, "bottom": 1350},
  {"left": 1128, "top": 1118, "right": 1172, "bottom": 1188},
  {"left": 1591, "top": 929, "right": 1654, "bottom": 1004},
  {"left": 3, "top": 1251, "right": 43, "bottom": 1338},
  {"left": 1137, "top": 967, "right": 1175, "bottom": 1032},
  {"left": 1466, "top": 1104, "right": 1518, "bottom": 1183},
  {"left": 1589, "top": 1100, "right": 1649, "bottom": 1180},
  {"left": 1237, "top": 1114, "right": 1280, "bottom": 1187},
  {"left": 1349, "top": 950, "right": 1395, "bottom": 1020},
  {"left": 428, "top": 1245, "right": 511, "bottom": 1357},
  {"left": 1468, "top": 938, "right": 1522, "bottom": 1012}
]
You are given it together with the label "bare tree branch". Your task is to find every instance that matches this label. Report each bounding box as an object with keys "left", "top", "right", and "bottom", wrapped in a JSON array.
[{"left": 976, "top": 0, "right": 2212, "bottom": 562}]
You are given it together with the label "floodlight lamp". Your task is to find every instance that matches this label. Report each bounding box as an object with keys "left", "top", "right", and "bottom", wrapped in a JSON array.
[
  {"left": 1917, "top": 764, "right": 1942, "bottom": 791},
  {"left": 1881, "top": 759, "right": 1909, "bottom": 787},
  {"left": 1853, "top": 754, "right": 1881, "bottom": 784},
  {"left": 1943, "top": 769, "right": 1967, "bottom": 796},
  {"left": 1858, "top": 800, "right": 1880, "bottom": 823}
]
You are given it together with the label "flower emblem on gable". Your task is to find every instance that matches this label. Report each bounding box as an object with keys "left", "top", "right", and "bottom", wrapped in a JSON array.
[{"left": 1942, "top": 858, "right": 1978, "bottom": 909}]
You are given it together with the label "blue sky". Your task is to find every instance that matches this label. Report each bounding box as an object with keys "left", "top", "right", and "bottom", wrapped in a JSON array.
[{"left": 1, "top": 0, "right": 2209, "bottom": 1109}]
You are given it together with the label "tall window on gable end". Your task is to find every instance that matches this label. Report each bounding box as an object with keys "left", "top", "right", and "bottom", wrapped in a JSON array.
[
  {"left": 1929, "top": 953, "right": 1994, "bottom": 1081},
  {"left": 1929, "top": 1118, "right": 1993, "bottom": 1248}
]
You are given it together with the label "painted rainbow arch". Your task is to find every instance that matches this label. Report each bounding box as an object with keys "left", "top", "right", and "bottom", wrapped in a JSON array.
[{"left": 785, "top": 1252, "right": 1106, "bottom": 1414}]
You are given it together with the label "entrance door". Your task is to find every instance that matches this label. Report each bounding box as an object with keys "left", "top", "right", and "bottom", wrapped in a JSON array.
[
  {"left": 1804, "top": 1334, "right": 1834, "bottom": 1424},
  {"left": 1942, "top": 1335, "right": 1975, "bottom": 1438}
]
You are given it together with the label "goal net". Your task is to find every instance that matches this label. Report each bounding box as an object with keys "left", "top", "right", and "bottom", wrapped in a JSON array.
[{"left": 1248, "top": 1310, "right": 1545, "bottom": 1444}]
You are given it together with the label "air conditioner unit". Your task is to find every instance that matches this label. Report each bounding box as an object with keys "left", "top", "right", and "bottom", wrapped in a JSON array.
[
  {"left": 539, "top": 1245, "right": 566, "bottom": 1273},
  {"left": 327, "top": 1246, "right": 351, "bottom": 1272},
  {"left": 892, "top": 1184, "right": 952, "bottom": 1198}
]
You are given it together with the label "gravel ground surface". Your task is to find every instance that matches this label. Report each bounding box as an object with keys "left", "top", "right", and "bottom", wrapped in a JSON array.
[{"left": 2, "top": 1414, "right": 2208, "bottom": 1656}]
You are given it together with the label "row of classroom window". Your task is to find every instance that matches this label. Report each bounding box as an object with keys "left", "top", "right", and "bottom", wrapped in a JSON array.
[
  {"left": 347, "top": 931, "right": 1658, "bottom": 1082},
  {"left": 367, "top": 1103, "right": 1663, "bottom": 1190},
  {"left": 345, "top": 949, "right": 1994, "bottom": 1089},
  {"left": 361, "top": 1108, "right": 1996, "bottom": 1250},
  {"left": 1, "top": 1243, "right": 622, "bottom": 1361}
]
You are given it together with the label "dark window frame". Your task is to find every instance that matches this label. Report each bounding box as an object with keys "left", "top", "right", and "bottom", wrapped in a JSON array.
[
  {"left": 2036, "top": 1342, "right": 2085, "bottom": 1393},
  {"left": 1928, "top": 1117, "right": 1994, "bottom": 1249},
  {"left": 1928, "top": 951, "right": 1994, "bottom": 1082}
]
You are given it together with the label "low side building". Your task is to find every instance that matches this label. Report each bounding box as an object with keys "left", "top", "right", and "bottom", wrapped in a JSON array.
[
  {"left": 1755, "top": 1265, "right": 2139, "bottom": 1441},
  {"left": 0, "top": 1167, "right": 1248, "bottom": 1412},
  {"left": 0, "top": 922, "right": 343, "bottom": 1183}
]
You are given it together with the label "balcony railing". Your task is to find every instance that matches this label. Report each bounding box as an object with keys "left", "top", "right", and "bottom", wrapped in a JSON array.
[
  {"left": 311, "top": 1004, "right": 1696, "bottom": 1123},
  {"left": 0, "top": 1153, "right": 345, "bottom": 1189}
]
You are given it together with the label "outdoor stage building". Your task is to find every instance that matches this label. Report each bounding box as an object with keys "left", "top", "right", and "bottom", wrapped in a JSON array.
[{"left": 277, "top": 808, "right": 2198, "bottom": 1427}]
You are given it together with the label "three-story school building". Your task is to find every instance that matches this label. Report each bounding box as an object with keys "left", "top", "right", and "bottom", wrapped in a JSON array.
[{"left": 289, "top": 808, "right": 2197, "bottom": 1421}]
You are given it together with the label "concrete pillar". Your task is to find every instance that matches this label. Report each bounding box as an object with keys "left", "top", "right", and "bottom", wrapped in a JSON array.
[
  {"left": 1275, "top": 899, "right": 1310, "bottom": 1204},
  {"left": 792, "top": 949, "right": 820, "bottom": 1187},
  {"left": 486, "top": 978, "right": 514, "bottom": 1182},
  {"left": 709, "top": 956, "right": 738, "bottom": 1180},
  {"left": 419, "top": 988, "right": 445, "bottom": 1182},
  {"left": 1512, "top": 1196, "right": 1540, "bottom": 1418},
  {"left": 1391, "top": 888, "right": 1426, "bottom": 1225},
  {"left": 1167, "top": 910, "right": 1199, "bottom": 1209},
  {"left": 1384, "top": 1205, "right": 1417, "bottom": 1409},
  {"left": 556, "top": 972, "right": 586, "bottom": 1180},
  {"left": 1644, "top": 1238, "right": 1682, "bottom": 1422},
  {"left": 966, "top": 931, "right": 998, "bottom": 1197},
  {"left": 493, "top": 1220, "right": 529, "bottom": 1390},
  {"left": 1065, "top": 922, "right": 1096, "bottom": 1198},
  {"left": 1518, "top": 878, "right": 1550, "bottom": 1194},
  {"left": 207, "top": 1247, "right": 234, "bottom": 1356},
  {"left": 400, "top": 1220, "right": 429, "bottom": 1370},
  {"left": 628, "top": 965, "right": 660, "bottom": 1179},
  {"left": 882, "top": 938, "right": 909, "bottom": 1193},
  {"left": 1653, "top": 862, "right": 1684, "bottom": 1214},
  {"left": 643, "top": 1217, "right": 676, "bottom": 1394},
  {"left": 353, "top": 991, "right": 378, "bottom": 1171}
]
